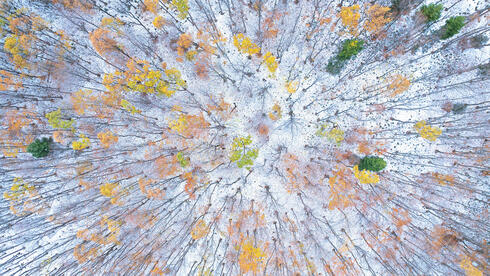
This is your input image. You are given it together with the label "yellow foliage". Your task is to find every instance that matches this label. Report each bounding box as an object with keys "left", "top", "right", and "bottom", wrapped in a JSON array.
[
  {"left": 460, "top": 255, "right": 483, "bottom": 276},
  {"left": 3, "top": 177, "right": 37, "bottom": 215},
  {"left": 190, "top": 219, "right": 209, "bottom": 240},
  {"left": 120, "top": 99, "right": 141, "bottom": 114},
  {"left": 101, "top": 17, "right": 124, "bottom": 28},
  {"left": 3, "top": 34, "right": 30, "bottom": 69},
  {"left": 414, "top": 121, "right": 442, "bottom": 141},
  {"left": 238, "top": 239, "right": 267, "bottom": 273},
  {"left": 326, "top": 127, "right": 345, "bottom": 145},
  {"left": 100, "top": 182, "right": 118, "bottom": 198},
  {"left": 102, "top": 215, "right": 122, "bottom": 244},
  {"left": 170, "top": 0, "right": 189, "bottom": 20},
  {"left": 268, "top": 103, "right": 282, "bottom": 121},
  {"left": 3, "top": 177, "right": 34, "bottom": 201},
  {"left": 46, "top": 108, "right": 75, "bottom": 130},
  {"left": 263, "top": 52, "right": 278, "bottom": 73},
  {"left": 233, "top": 33, "right": 260, "bottom": 55},
  {"left": 169, "top": 113, "right": 209, "bottom": 138},
  {"left": 104, "top": 59, "right": 185, "bottom": 97},
  {"left": 285, "top": 80, "right": 299, "bottom": 94},
  {"left": 353, "top": 165, "right": 379, "bottom": 184},
  {"left": 72, "top": 134, "right": 90, "bottom": 150},
  {"left": 185, "top": 50, "right": 198, "bottom": 61},
  {"left": 339, "top": 5, "right": 360, "bottom": 35},
  {"left": 153, "top": 16, "right": 166, "bottom": 28}
]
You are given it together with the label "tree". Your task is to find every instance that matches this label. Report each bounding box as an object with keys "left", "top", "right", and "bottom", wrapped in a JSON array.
[
  {"left": 364, "top": 4, "right": 392, "bottom": 34},
  {"left": 414, "top": 121, "right": 442, "bottom": 141},
  {"left": 27, "top": 137, "right": 52, "bottom": 158},
  {"left": 339, "top": 5, "right": 360, "bottom": 35},
  {"left": 441, "top": 16, "right": 465, "bottom": 39},
  {"left": 358, "top": 156, "right": 386, "bottom": 172},
  {"left": 230, "top": 136, "right": 258, "bottom": 169},
  {"left": 338, "top": 39, "right": 364, "bottom": 61},
  {"left": 327, "top": 39, "right": 365, "bottom": 74},
  {"left": 420, "top": 4, "right": 443, "bottom": 23}
]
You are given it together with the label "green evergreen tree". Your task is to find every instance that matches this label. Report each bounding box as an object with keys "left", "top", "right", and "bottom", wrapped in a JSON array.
[
  {"left": 338, "top": 39, "right": 365, "bottom": 61},
  {"left": 358, "top": 156, "right": 386, "bottom": 172},
  {"left": 326, "top": 39, "right": 365, "bottom": 74},
  {"left": 27, "top": 137, "right": 52, "bottom": 158},
  {"left": 441, "top": 16, "right": 465, "bottom": 39},
  {"left": 420, "top": 4, "right": 443, "bottom": 22}
]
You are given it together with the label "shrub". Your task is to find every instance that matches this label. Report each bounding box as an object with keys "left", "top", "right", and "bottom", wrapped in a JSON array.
[
  {"left": 27, "top": 137, "right": 52, "bottom": 158},
  {"left": 441, "top": 16, "right": 465, "bottom": 39},
  {"left": 358, "top": 156, "right": 386, "bottom": 172},
  {"left": 420, "top": 4, "right": 443, "bottom": 22}
]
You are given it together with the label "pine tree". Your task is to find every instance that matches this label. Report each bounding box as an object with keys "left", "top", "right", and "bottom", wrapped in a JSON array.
[
  {"left": 441, "top": 16, "right": 465, "bottom": 39},
  {"left": 358, "top": 156, "right": 386, "bottom": 172},
  {"left": 420, "top": 4, "right": 443, "bottom": 22},
  {"left": 27, "top": 137, "right": 52, "bottom": 158}
]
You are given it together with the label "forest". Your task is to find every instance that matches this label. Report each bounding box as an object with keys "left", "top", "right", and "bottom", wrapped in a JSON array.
[{"left": 0, "top": 0, "right": 488, "bottom": 275}]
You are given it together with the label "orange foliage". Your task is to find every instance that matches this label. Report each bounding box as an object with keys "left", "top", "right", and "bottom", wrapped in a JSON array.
[
  {"left": 181, "top": 171, "right": 197, "bottom": 199},
  {"left": 168, "top": 113, "right": 210, "bottom": 138},
  {"left": 97, "top": 131, "right": 118, "bottom": 148},
  {"left": 263, "top": 11, "right": 286, "bottom": 39},
  {"left": 1, "top": 110, "right": 36, "bottom": 157},
  {"left": 387, "top": 74, "right": 410, "bottom": 97},
  {"left": 205, "top": 96, "right": 233, "bottom": 121},
  {"left": 73, "top": 244, "right": 99, "bottom": 264},
  {"left": 125, "top": 210, "right": 157, "bottom": 229},
  {"left": 0, "top": 70, "right": 23, "bottom": 90},
  {"left": 89, "top": 28, "right": 115, "bottom": 55},
  {"left": 429, "top": 225, "right": 460, "bottom": 255},
  {"left": 176, "top": 33, "right": 192, "bottom": 57},
  {"left": 194, "top": 60, "right": 209, "bottom": 79},
  {"left": 155, "top": 155, "right": 180, "bottom": 179},
  {"left": 328, "top": 166, "right": 356, "bottom": 210},
  {"left": 282, "top": 153, "right": 307, "bottom": 193},
  {"left": 71, "top": 89, "right": 96, "bottom": 115},
  {"left": 53, "top": 0, "right": 93, "bottom": 12},
  {"left": 364, "top": 4, "right": 392, "bottom": 34},
  {"left": 431, "top": 172, "right": 455, "bottom": 186},
  {"left": 53, "top": 130, "right": 72, "bottom": 145},
  {"left": 391, "top": 208, "right": 411, "bottom": 234},
  {"left": 144, "top": 0, "right": 159, "bottom": 14}
]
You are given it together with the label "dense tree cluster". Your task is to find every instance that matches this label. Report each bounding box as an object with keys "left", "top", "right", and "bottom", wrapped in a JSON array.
[{"left": 0, "top": 0, "right": 488, "bottom": 275}]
